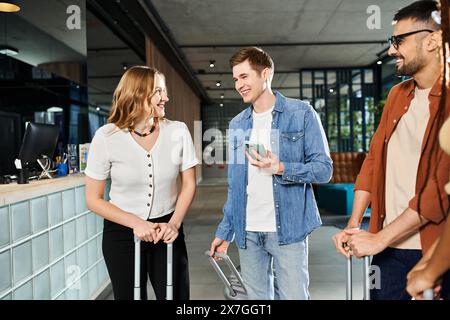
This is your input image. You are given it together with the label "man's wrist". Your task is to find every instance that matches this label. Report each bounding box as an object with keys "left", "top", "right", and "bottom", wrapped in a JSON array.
[
  {"left": 422, "top": 266, "right": 439, "bottom": 284},
  {"left": 376, "top": 229, "right": 391, "bottom": 247},
  {"left": 346, "top": 218, "right": 360, "bottom": 229}
]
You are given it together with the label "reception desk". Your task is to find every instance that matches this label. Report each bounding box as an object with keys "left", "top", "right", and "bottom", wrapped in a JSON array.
[{"left": 0, "top": 174, "right": 110, "bottom": 300}]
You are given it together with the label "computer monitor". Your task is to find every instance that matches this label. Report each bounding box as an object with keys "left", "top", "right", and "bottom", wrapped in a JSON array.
[{"left": 17, "top": 123, "right": 59, "bottom": 184}]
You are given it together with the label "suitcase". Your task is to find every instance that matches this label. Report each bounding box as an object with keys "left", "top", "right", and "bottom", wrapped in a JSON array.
[
  {"left": 206, "top": 251, "right": 248, "bottom": 300},
  {"left": 134, "top": 236, "right": 173, "bottom": 300}
]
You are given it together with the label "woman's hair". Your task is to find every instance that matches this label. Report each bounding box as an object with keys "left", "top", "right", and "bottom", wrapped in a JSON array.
[
  {"left": 108, "top": 66, "right": 164, "bottom": 130},
  {"left": 417, "top": 0, "right": 449, "bottom": 218}
]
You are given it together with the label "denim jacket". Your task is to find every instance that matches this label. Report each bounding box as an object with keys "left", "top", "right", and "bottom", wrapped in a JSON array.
[{"left": 215, "top": 91, "right": 333, "bottom": 249}]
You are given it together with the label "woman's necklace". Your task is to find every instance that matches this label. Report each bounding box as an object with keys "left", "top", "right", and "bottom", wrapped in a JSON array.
[{"left": 129, "top": 124, "right": 156, "bottom": 137}]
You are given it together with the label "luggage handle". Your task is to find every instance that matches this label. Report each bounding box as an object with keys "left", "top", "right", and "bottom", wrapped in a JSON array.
[
  {"left": 346, "top": 255, "right": 371, "bottom": 300},
  {"left": 134, "top": 237, "right": 173, "bottom": 300},
  {"left": 204, "top": 251, "right": 247, "bottom": 297},
  {"left": 423, "top": 289, "right": 434, "bottom": 300}
]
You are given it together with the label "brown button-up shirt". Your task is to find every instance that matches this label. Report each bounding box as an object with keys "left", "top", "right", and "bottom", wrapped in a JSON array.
[{"left": 354, "top": 78, "right": 450, "bottom": 253}]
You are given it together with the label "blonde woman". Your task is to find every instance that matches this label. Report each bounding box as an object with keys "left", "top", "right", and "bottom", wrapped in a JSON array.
[{"left": 85, "top": 66, "right": 198, "bottom": 300}]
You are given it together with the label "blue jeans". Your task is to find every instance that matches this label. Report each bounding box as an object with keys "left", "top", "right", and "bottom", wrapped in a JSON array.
[{"left": 238, "top": 232, "right": 309, "bottom": 300}]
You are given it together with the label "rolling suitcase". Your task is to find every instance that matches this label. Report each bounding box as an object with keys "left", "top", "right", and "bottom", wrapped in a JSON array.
[
  {"left": 134, "top": 236, "right": 173, "bottom": 300},
  {"left": 206, "top": 251, "right": 248, "bottom": 300}
]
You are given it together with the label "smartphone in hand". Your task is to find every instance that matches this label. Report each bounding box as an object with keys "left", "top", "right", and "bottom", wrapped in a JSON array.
[{"left": 244, "top": 142, "right": 267, "bottom": 160}]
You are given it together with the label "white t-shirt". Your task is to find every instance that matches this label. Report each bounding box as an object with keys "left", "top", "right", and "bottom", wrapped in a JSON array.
[
  {"left": 85, "top": 120, "right": 199, "bottom": 220},
  {"left": 245, "top": 107, "right": 277, "bottom": 232},
  {"left": 385, "top": 87, "right": 431, "bottom": 249}
]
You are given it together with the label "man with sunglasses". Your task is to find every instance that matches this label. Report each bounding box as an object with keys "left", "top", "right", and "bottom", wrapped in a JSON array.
[{"left": 333, "top": 0, "right": 450, "bottom": 300}]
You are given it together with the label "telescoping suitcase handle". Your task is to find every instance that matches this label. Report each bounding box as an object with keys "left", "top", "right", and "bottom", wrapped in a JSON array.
[
  {"left": 346, "top": 255, "right": 371, "bottom": 300},
  {"left": 134, "top": 236, "right": 173, "bottom": 300},
  {"left": 423, "top": 289, "right": 434, "bottom": 300},
  {"left": 205, "top": 251, "right": 247, "bottom": 297}
]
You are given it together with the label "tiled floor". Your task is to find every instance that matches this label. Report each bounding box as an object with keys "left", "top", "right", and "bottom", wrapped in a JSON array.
[{"left": 103, "top": 181, "right": 366, "bottom": 300}]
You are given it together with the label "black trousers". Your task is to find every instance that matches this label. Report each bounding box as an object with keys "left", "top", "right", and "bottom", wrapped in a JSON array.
[
  {"left": 370, "top": 247, "right": 450, "bottom": 300},
  {"left": 102, "top": 212, "right": 190, "bottom": 300}
]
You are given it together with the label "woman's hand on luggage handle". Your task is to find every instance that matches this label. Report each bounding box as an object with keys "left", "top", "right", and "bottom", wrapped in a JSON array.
[
  {"left": 155, "top": 222, "right": 179, "bottom": 244},
  {"left": 133, "top": 220, "right": 160, "bottom": 242},
  {"left": 209, "top": 238, "right": 229, "bottom": 261}
]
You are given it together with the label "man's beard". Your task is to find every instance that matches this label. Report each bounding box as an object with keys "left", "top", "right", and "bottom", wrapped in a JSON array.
[{"left": 395, "top": 48, "right": 426, "bottom": 77}]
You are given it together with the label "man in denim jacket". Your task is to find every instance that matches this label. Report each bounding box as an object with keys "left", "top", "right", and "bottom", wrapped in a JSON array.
[{"left": 209, "top": 47, "right": 332, "bottom": 299}]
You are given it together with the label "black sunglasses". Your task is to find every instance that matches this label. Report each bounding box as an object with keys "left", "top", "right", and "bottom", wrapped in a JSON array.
[{"left": 388, "top": 29, "right": 434, "bottom": 49}]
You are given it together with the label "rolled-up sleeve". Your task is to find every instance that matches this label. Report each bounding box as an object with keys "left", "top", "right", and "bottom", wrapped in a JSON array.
[{"left": 408, "top": 178, "right": 448, "bottom": 224}]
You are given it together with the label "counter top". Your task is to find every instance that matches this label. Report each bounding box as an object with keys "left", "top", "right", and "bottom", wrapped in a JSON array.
[{"left": 0, "top": 174, "right": 86, "bottom": 206}]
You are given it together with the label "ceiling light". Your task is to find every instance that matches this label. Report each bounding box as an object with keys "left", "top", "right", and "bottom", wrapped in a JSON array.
[
  {"left": 0, "top": 1, "right": 20, "bottom": 12},
  {"left": 0, "top": 45, "right": 18, "bottom": 56},
  {"left": 47, "top": 107, "right": 63, "bottom": 113},
  {"left": 216, "top": 81, "right": 221, "bottom": 87},
  {"left": 209, "top": 60, "right": 215, "bottom": 68},
  {"left": 122, "top": 63, "right": 128, "bottom": 71},
  {"left": 377, "top": 60, "right": 382, "bottom": 65},
  {"left": 329, "top": 88, "right": 334, "bottom": 93},
  {"left": 96, "top": 107, "right": 101, "bottom": 112},
  {"left": 220, "top": 94, "right": 224, "bottom": 99},
  {"left": 219, "top": 103, "right": 224, "bottom": 107}
]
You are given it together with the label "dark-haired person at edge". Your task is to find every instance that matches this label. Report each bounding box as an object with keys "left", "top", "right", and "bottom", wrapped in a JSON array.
[
  {"left": 407, "top": 0, "right": 450, "bottom": 300},
  {"left": 85, "top": 66, "right": 198, "bottom": 299},
  {"left": 332, "top": 0, "right": 450, "bottom": 300}
]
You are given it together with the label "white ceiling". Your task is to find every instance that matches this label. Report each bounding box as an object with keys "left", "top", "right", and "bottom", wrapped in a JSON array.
[
  {"left": 1, "top": 0, "right": 413, "bottom": 107},
  {"left": 150, "top": 0, "right": 411, "bottom": 100}
]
